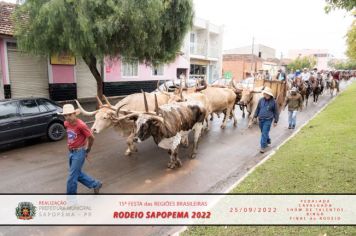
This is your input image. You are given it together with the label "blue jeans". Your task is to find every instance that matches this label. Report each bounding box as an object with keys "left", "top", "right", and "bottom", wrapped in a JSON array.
[
  {"left": 67, "top": 148, "right": 100, "bottom": 194},
  {"left": 288, "top": 110, "right": 297, "bottom": 127},
  {"left": 258, "top": 119, "right": 272, "bottom": 149}
]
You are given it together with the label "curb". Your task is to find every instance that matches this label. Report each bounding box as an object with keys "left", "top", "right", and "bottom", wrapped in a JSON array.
[{"left": 174, "top": 82, "right": 352, "bottom": 236}]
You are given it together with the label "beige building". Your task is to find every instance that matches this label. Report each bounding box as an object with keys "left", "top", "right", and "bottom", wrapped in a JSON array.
[
  {"left": 224, "top": 44, "right": 276, "bottom": 60},
  {"left": 288, "top": 49, "right": 334, "bottom": 70}
]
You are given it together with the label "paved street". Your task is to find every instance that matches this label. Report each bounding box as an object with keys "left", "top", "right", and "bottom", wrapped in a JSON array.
[{"left": 0, "top": 81, "right": 350, "bottom": 236}]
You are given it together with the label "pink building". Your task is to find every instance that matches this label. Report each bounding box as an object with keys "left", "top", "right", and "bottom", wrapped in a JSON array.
[{"left": 0, "top": 2, "right": 189, "bottom": 101}]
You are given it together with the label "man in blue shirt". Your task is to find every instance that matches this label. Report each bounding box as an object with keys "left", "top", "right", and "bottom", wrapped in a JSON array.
[{"left": 253, "top": 87, "right": 279, "bottom": 153}]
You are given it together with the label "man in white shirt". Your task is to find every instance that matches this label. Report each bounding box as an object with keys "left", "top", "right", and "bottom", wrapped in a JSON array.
[
  {"left": 242, "top": 72, "right": 255, "bottom": 89},
  {"left": 301, "top": 68, "right": 310, "bottom": 82}
]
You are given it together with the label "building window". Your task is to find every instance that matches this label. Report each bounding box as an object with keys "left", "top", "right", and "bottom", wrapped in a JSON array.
[
  {"left": 122, "top": 58, "right": 138, "bottom": 77},
  {"left": 190, "top": 32, "right": 196, "bottom": 43},
  {"left": 152, "top": 65, "right": 164, "bottom": 76}
]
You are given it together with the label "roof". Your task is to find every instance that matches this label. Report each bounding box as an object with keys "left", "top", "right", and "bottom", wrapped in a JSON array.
[{"left": 0, "top": 1, "right": 16, "bottom": 36}]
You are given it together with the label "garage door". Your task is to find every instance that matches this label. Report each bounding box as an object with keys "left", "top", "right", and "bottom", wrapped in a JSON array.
[
  {"left": 7, "top": 44, "right": 49, "bottom": 98},
  {"left": 76, "top": 59, "right": 97, "bottom": 99}
]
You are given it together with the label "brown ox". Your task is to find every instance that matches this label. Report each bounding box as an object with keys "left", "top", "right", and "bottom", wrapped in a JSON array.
[
  {"left": 165, "top": 84, "right": 211, "bottom": 129},
  {"left": 113, "top": 94, "right": 207, "bottom": 169},
  {"left": 76, "top": 90, "right": 173, "bottom": 156},
  {"left": 159, "top": 80, "right": 239, "bottom": 129},
  {"left": 200, "top": 86, "right": 238, "bottom": 129}
]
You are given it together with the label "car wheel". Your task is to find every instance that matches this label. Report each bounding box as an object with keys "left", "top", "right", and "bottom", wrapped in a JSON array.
[{"left": 47, "top": 122, "right": 65, "bottom": 141}]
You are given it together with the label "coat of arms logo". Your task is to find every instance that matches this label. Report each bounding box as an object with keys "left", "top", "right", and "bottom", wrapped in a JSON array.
[{"left": 16, "top": 202, "right": 36, "bottom": 220}]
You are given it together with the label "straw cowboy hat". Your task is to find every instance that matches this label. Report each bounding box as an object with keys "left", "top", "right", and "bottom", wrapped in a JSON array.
[
  {"left": 262, "top": 87, "right": 274, "bottom": 97},
  {"left": 59, "top": 104, "right": 80, "bottom": 116}
]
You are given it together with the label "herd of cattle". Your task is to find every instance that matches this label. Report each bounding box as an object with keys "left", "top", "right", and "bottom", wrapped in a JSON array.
[
  {"left": 76, "top": 80, "right": 245, "bottom": 169},
  {"left": 74, "top": 74, "right": 346, "bottom": 169}
]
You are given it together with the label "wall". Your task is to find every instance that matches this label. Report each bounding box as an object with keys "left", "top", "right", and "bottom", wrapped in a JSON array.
[
  {"left": 51, "top": 65, "right": 75, "bottom": 83},
  {"left": 223, "top": 58, "right": 263, "bottom": 81},
  {"left": 104, "top": 55, "right": 189, "bottom": 82},
  {"left": 0, "top": 38, "right": 3, "bottom": 99},
  {"left": 0, "top": 38, "right": 8, "bottom": 86},
  {"left": 224, "top": 44, "right": 276, "bottom": 60}
]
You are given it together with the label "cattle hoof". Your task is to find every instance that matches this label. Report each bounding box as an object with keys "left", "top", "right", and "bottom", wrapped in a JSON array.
[
  {"left": 220, "top": 125, "right": 226, "bottom": 129},
  {"left": 124, "top": 150, "right": 132, "bottom": 156},
  {"left": 233, "top": 122, "right": 237, "bottom": 127},
  {"left": 190, "top": 153, "right": 197, "bottom": 159},
  {"left": 175, "top": 160, "right": 182, "bottom": 168},
  {"left": 167, "top": 162, "right": 175, "bottom": 169}
]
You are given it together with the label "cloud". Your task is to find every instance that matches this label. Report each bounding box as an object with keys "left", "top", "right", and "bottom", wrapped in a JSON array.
[{"left": 194, "top": 0, "right": 353, "bottom": 58}]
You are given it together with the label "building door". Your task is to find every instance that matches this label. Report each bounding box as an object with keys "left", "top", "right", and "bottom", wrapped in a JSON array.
[
  {"left": 7, "top": 43, "right": 48, "bottom": 98},
  {"left": 76, "top": 59, "right": 98, "bottom": 99}
]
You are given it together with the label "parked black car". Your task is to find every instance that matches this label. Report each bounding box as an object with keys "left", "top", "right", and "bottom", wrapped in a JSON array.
[{"left": 0, "top": 98, "right": 65, "bottom": 146}]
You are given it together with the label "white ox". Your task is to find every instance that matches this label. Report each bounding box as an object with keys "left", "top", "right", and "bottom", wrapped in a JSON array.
[
  {"left": 76, "top": 92, "right": 172, "bottom": 156},
  {"left": 238, "top": 87, "right": 265, "bottom": 128}
]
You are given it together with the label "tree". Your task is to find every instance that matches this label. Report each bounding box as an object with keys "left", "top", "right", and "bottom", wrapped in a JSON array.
[
  {"left": 13, "top": 0, "right": 194, "bottom": 99},
  {"left": 287, "top": 56, "right": 317, "bottom": 71},
  {"left": 328, "top": 59, "right": 356, "bottom": 69},
  {"left": 324, "top": 1, "right": 355, "bottom": 61},
  {"left": 324, "top": 0, "right": 355, "bottom": 13},
  {"left": 346, "top": 19, "right": 356, "bottom": 60}
]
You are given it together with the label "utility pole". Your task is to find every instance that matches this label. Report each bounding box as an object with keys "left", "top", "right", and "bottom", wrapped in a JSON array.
[
  {"left": 250, "top": 36, "right": 254, "bottom": 73},
  {"left": 280, "top": 52, "right": 283, "bottom": 70}
]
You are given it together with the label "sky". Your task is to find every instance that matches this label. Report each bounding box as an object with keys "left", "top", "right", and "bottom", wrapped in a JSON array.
[
  {"left": 194, "top": 0, "right": 354, "bottom": 59},
  {"left": 4, "top": 0, "right": 354, "bottom": 58}
]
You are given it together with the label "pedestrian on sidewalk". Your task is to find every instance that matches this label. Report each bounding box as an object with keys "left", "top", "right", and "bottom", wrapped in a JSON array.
[
  {"left": 284, "top": 87, "right": 303, "bottom": 129},
  {"left": 59, "top": 104, "right": 102, "bottom": 194},
  {"left": 253, "top": 87, "right": 279, "bottom": 153}
]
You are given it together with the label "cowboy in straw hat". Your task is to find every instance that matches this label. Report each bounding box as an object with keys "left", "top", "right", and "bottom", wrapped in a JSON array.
[
  {"left": 284, "top": 87, "right": 303, "bottom": 130},
  {"left": 60, "top": 103, "right": 102, "bottom": 194},
  {"left": 253, "top": 87, "right": 279, "bottom": 153}
]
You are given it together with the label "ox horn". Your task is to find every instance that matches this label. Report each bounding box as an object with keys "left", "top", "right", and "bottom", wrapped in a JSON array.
[
  {"left": 157, "top": 80, "right": 170, "bottom": 96},
  {"left": 115, "top": 103, "right": 128, "bottom": 117},
  {"left": 96, "top": 96, "right": 103, "bottom": 107},
  {"left": 195, "top": 84, "right": 207, "bottom": 92},
  {"left": 154, "top": 94, "right": 159, "bottom": 115},
  {"left": 156, "top": 80, "right": 160, "bottom": 90},
  {"left": 75, "top": 100, "right": 98, "bottom": 117},
  {"left": 102, "top": 95, "right": 113, "bottom": 107},
  {"left": 164, "top": 81, "right": 168, "bottom": 91},
  {"left": 114, "top": 113, "right": 139, "bottom": 122},
  {"left": 230, "top": 79, "right": 238, "bottom": 91},
  {"left": 142, "top": 90, "right": 149, "bottom": 113}
]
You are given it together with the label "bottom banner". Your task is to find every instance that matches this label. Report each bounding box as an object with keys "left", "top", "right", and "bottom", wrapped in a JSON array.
[{"left": 0, "top": 195, "right": 355, "bottom": 225}]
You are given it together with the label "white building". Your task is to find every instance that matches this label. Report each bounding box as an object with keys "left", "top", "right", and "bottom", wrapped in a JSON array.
[
  {"left": 180, "top": 17, "right": 224, "bottom": 83},
  {"left": 288, "top": 49, "right": 334, "bottom": 70}
]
